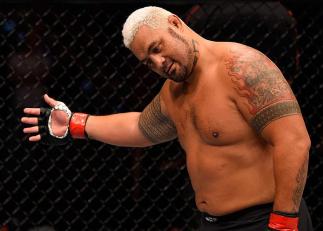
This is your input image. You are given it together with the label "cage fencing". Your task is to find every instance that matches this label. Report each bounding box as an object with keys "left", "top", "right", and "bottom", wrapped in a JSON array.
[{"left": 0, "top": 1, "right": 322, "bottom": 230}]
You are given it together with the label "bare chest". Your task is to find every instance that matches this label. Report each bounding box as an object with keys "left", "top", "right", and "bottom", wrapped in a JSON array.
[{"left": 167, "top": 87, "right": 252, "bottom": 148}]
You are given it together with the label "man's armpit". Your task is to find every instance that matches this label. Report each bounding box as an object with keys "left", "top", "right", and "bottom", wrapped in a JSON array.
[
  {"left": 139, "top": 94, "right": 177, "bottom": 144},
  {"left": 251, "top": 100, "right": 301, "bottom": 133}
]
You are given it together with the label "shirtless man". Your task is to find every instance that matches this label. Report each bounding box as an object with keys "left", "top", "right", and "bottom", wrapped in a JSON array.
[{"left": 21, "top": 6, "right": 313, "bottom": 231}]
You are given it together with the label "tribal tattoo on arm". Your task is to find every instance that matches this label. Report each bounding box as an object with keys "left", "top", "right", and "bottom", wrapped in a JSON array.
[
  {"left": 139, "top": 94, "right": 177, "bottom": 144},
  {"left": 225, "top": 48, "right": 301, "bottom": 133},
  {"left": 225, "top": 47, "right": 308, "bottom": 211},
  {"left": 292, "top": 154, "right": 309, "bottom": 211}
]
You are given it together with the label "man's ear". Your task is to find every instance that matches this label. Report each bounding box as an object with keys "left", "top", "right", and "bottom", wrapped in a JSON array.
[{"left": 168, "top": 15, "right": 183, "bottom": 30}]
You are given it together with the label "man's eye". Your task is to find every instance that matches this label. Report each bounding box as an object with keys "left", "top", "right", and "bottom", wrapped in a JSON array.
[{"left": 152, "top": 45, "right": 161, "bottom": 53}]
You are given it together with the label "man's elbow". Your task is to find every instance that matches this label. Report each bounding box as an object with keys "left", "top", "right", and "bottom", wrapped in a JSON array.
[
  {"left": 305, "top": 133, "right": 311, "bottom": 149},
  {"left": 275, "top": 130, "right": 311, "bottom": 156},
  {"left": 294, "top": 132, "right": 311, "bottom": 156},
  {"left": 302, "top": 135, "right": 311, "bottom": 154}
]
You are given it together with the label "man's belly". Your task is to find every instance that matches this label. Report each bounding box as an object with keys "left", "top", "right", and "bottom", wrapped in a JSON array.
[{"left": 186, "top": 144, "right": 275, "bottom": 216}]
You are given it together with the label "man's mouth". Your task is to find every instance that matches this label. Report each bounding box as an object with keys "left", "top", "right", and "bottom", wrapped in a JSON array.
[{"left": 166, "top": 62, "right": 174, "bottom": 75}]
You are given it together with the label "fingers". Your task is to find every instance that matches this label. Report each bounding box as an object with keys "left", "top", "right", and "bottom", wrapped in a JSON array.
[
  {"left": 23, "top": 108, "right": 41, "bottom": 116},
  {"left": 24, "top": 94, "right": 59, "bottom": 116},
  {"left": 23, "top": 126, "right": 39, "bottom": 134},
  {"left": 21, "top": 93, "right": 56, "bottom": 143},
  {"left": 28, "top": 134, "right": 41, "bottom": 142},
  {"left": 44, "top": 94, "right": 58, "bottom": 107},
  {"left": 21, "top": 117, "right": 38, "bottom": 125},
  {"left": 22, "top": 125, "right": 41, "bottom": 142},
  {"left": 22, "top": 93, "right": 58, "bottom": 143},
  {"left": 22, "top": 94, "right": 58, "bottom": 115}
]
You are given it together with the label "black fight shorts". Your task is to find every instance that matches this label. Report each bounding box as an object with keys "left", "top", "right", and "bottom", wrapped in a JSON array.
[{"left": 198, "top": 199, "right": 313, "bottom": 231}]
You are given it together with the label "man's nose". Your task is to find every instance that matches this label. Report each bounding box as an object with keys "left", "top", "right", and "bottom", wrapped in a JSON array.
[{"left": 150, "top": 54, "right": 165, "bottom": 70}]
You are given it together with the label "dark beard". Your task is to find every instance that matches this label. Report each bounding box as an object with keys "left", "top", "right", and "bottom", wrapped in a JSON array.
[
  {"left": 166, "top": 65, "right": 188, "bottom": 82},
  {"left": 166, "top": 28, "right": 196, "bottom": 82}
]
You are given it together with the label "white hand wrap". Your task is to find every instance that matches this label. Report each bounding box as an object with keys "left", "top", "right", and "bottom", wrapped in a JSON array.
[{"left": 48, "top": 102, "right": 72, "bottom": 139}]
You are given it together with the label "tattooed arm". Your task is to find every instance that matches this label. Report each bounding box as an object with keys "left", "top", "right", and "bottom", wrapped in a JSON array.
[
  {"left": 86, "top": 91, "right": 177, "bottom": 147},
  {"left": 225, "top": 45, "right": 311, "bottom": 214}
]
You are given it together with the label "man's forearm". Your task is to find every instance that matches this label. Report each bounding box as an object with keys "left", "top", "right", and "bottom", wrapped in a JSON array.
[
  {"left": 85, "top": 112, "right": 153, "bottom": 147},
  {"left": 272, "top": 143, "right": 310, "bottom": 213}
]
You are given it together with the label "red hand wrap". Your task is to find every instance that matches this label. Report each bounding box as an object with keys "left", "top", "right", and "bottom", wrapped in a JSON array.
[
  {"left": 69, "top": 113, "right": 89, "bottom": 139},
  {"left": 268, "top": 212, "right": 299, "bottom": 231}
]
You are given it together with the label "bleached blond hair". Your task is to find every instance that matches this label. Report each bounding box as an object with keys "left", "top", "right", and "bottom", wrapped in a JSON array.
[{"left": 122, "top": 6, "right": 173, "bottom": 49}]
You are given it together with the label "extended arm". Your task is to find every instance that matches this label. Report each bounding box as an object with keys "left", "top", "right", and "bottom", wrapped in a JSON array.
[
  {"left": 85, "top": 112, "right": 150, "bottom": 147},
  {"left": 86, "top": 94, "right": 177, "bottom": 147},
  {"left": 22, "top": 93, "right": 177, "bottom": 147},
  {"left": 225, "top": 45, "right": 311, "bottom": 229}
]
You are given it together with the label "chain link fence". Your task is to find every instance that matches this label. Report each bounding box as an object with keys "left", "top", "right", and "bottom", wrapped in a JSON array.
[{"left": 0, "top": 1, "right": 322, "bottom": 230}]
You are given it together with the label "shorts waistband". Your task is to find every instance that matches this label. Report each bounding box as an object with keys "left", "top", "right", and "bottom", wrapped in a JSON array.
[{"left": 203, "top": 203, "right": 273, "bottom": 223}]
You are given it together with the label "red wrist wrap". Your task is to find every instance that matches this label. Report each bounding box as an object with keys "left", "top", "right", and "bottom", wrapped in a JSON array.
[
  {"left": 268, "top": 212, "right": 299, "bottom": 231},
  {"left": 69, "top": 113, "right": 89, "bottom": 139}
]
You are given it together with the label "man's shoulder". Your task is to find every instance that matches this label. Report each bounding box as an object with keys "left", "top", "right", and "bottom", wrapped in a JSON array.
[
  {"left": 159, "top": 79, "right": 170, "bottom": 94},
  {"left": 158, "top": 80, "right": 172, "bottom": 102},
  {"left": 221, "top": 42, "right": 262, "bottom": 58}
]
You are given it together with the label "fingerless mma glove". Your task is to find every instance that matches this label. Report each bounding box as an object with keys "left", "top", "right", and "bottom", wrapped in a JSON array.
[
  {"left": 39, "top": 102, "right": 89, "bottom": 145},
  {"left": 268, "top": 211, "right": 299, "bottom": 231}
]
